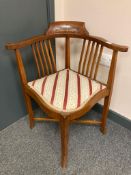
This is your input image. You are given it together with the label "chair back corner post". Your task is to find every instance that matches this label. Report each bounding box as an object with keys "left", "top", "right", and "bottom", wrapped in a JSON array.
[{"left": 65, "top": 36, "right": 70, "bottom": 69}]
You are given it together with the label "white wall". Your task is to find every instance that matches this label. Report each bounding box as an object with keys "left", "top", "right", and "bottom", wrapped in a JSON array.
[{"left": 55, "top": 0, "right": 131, "bottom": 120}]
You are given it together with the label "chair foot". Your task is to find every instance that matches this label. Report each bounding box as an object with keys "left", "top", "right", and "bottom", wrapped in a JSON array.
[
  {"left": 100, "top": 96, "right": 110, "bottom": 135},
  {"left": 29, "top": 120, "right": 35, "bottom": 129},
  {"left": 24, "top": 95, "right": 35, "bottom": 129},
  {"left": 61, "top": 156, "right": 67, "bottom": 168},
  {"left": 100, "top": 127, "right": 107, "bottom": 135}
]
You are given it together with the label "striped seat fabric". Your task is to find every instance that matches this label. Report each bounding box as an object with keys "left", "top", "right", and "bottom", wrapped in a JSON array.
[{"left": 28, "top": 69, "right": 106, "bottom": 113}]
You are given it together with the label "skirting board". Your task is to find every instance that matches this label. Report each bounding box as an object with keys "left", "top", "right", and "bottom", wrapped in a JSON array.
[{"left": 93, "top": 103, "right": 131, "bottom": 131}]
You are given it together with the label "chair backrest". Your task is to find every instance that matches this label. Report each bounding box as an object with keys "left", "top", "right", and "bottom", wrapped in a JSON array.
[
  {"left": 46, "top": 21, "right": 89, "bottom": 71},
  {"left": 6, "top": 21, "right": 128, "bottom": 90}
]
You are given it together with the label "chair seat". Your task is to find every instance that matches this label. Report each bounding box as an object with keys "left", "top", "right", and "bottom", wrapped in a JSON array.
[{"left": 28, "top": 69, "right": 106, "bottom": 113}]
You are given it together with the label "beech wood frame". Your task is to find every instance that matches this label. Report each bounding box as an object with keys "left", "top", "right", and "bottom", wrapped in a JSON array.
[{"left": 6, "top": 21, "right": 128, "bottom": 168}]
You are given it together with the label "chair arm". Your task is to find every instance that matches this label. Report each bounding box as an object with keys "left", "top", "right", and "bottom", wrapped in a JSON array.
[
  {"left": 5, "top": 34, "right": 50, "bottom": 50},
  {"left": 89, "top": 35, "right": 128, "bottom": 52}
]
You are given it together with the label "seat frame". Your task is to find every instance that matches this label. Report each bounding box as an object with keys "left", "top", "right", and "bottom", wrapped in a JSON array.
[{"left": 6, "top": 21, "right": 128, "bottom": 168}]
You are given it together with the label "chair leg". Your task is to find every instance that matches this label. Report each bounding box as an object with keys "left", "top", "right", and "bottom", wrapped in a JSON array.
[
  {"left": 25, "top": 94, "right": 34, "bottom": 129},
  {"left": 100, "top": 96, "right": 110, "bottom": 134},
  {"left": 60, "top": 118, "right": 69, "bottom": 168}
]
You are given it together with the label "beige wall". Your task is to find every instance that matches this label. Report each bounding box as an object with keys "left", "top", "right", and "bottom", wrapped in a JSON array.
[
  {"left": 55, "top": 0, "right": 64, "bottom": 20},
  {"left": 55, "top": 0, "right": 131, "bottom": 120}
]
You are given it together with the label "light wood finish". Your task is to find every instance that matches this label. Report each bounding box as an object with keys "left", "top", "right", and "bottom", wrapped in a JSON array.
[
  {"left": 89, "top": 43, "right": 99, "bottom": 78},
  {"left": 78, "top": 39, "right": 86, "bottom": 73},
  {"left": 6, "top": 33, "right": 128, "bottom": 52},
  {"left": 33, "top": 117, "right": 58, "bottom": 122},
  {"left": 65, "top": 37, "right": 70, "bottom": 69},
  {"left": 35, "top": 43, "right": 45, "bottom": 76},
  {"left": 33, "top": 117, "right": 101, "bottom": 125},
  {"left": 94, "top": 45, "right": 104, "bottom": 80},
  {"left": 100, "top": 51, "right": 118, "bottom": 134},
  {"left": 15, "top": 49, "right": 27, "bottom": 84},
  {"left": 32, "top": 44, "right": 41, "bottom": 78},
  {"left": 46, "top": 21, "right": 89, "bottom": 37},
  {"left": 60, "top": 118, "right": 69, "bottom": 168},
  {"left": 86, "top": 41, "right": 95, "bottom": 76},
  {"left": 73, "top": 119, "right": 101, "bottom": 125},
  {"left": 48, "top": 40, "right": 56, "bottom": 72},
  {"left": 82, "top": 40, "right": 91, "bottom": 75},
  {"left": 5, "top": 21, "right": 128, "bottom": 168},
  {"left": 44, "top": 41, "right": 54, "bottom": 73},
  {"left": 80, "top": 41, "right": 101, "bottom": 77},
  {"left": 39, "top": 41, "right": 49, "bottom": 74},
  {"left": 15, "top": 50, "right": 34, "bottom": 128}
]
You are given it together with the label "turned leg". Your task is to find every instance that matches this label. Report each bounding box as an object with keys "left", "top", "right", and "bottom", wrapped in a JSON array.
[
  {"left": 25, "top": 94, "right": 34, "bottom": 129},
  {"left": 60, "top": 118, "right": 69, "bottom": 168},
  {"left": 100, "top": 96, "right": 111, "bottom": 134}
]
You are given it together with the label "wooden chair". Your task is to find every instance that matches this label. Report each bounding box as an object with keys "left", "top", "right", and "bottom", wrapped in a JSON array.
[{"left": 6, "top": 21, "right": 128, "bottom": 168}]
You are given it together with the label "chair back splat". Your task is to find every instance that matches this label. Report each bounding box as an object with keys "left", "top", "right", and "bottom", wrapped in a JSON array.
[{"left": 5, "top": 21, "right": 128, "bottom": 168}]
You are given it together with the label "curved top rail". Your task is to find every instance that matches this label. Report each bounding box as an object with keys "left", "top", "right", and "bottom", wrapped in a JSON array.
[{"left": 5, "top": 21, "right": 128, "bottom": 52}]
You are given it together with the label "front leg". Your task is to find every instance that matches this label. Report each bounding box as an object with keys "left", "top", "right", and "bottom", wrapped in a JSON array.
[{"left": 60, "top": 117, "right": 69, "bottom": 168}]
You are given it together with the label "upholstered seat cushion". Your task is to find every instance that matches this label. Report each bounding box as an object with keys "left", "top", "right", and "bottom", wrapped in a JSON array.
[{"left": 28, "top": 69, "right": 106, "bottom": 113}]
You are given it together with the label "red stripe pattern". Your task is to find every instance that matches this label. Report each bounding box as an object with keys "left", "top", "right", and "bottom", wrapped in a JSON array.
[
  {"left": 77, "top": 74, "right": 81, "bottom": 108},
  {"left": 41, "top": 77, "right": 47, "bottom": 95},
  {"left": 100, "top": 83, "right": 103, "bottom": 91},
  {"left": 88, "top": 79, "right": 92, "bottom": 95},
  {"left": 50, "top": 72, "right": 59, "bottom": 105},
  {"left": 32, "top": 80, "right": 36, "bottom": 86},
  {"left": 28, "top": 69, "right": 106, "bottom": 113},
  {"left": 63, "top": 69, "right": 69, "bottom": 110}
]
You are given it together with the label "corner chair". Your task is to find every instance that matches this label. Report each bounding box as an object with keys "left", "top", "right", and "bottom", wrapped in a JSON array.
[{"left": 6, "top": 21, "right": 128, "bottom": 168}]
